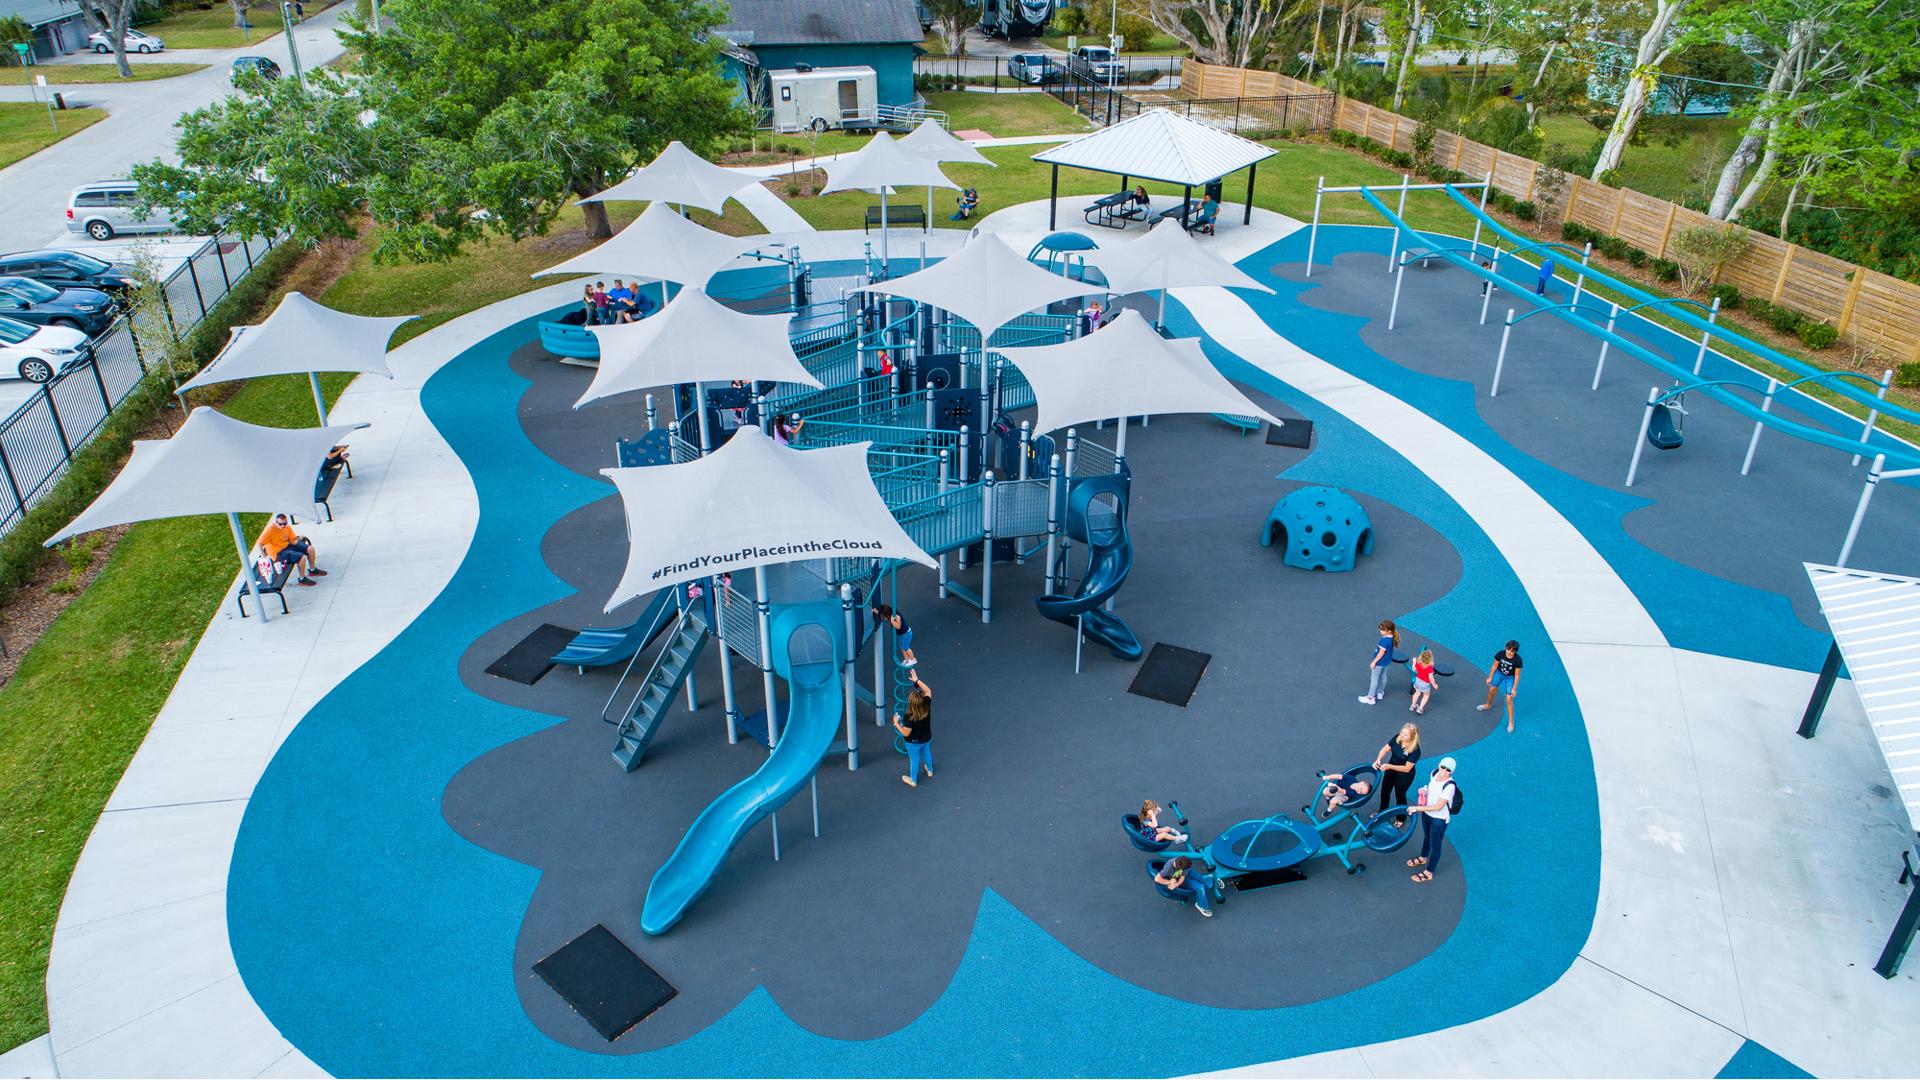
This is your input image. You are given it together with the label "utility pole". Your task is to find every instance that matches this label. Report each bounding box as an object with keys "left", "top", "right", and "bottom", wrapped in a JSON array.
[
  {"left": 279, "top": 1, "right": 305, "bottom": 90},
  {"left": 370, "top": 0, "right": 380, "bottom": 34}
]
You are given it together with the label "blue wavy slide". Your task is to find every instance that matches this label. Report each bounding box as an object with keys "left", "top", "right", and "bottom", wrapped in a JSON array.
[
  {"left": 1035, "top": 472, "right": 1144, "bottom": 661},
  {"left": 640, "top": 599, "right": 846, "bottom": 935}
]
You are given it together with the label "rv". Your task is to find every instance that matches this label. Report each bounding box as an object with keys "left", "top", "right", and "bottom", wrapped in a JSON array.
[
  {"left": 979, "top": 0, "right": 1053, "bottom": 38},
  {"left": 767, "top": 66, "right": 879, "bottom": 133}
]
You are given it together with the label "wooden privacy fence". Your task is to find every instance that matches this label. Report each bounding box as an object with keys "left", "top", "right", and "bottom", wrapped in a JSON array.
[{"left": 1180, "top": 59, "right": 1920, "bottom": 362}]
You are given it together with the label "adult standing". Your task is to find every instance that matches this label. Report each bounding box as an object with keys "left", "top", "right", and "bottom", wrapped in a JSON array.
[
  {"left": 893, "top": 669, "right": 934, "bottom": 787},
  {"left": 1372, "top": 722, "right": 1421, "bottom": 821},
  {"left": 1478, "top": 639, "right": 1523, "bottom": 732},
  {"left": 1407, "top": 757, "right": 1457, "bottom": 884}
]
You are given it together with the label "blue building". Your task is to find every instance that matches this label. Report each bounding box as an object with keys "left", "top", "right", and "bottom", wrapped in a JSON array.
[{"left": 717, "top": 0, "right": 925, "bottom": 109}]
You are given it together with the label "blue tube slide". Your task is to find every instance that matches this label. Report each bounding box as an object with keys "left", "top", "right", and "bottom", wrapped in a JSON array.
[
  {"left": 1035, "top": 472, "right": 1144, "bottom": 660},
  {"left": 1439, "top": 184, "right": 1920, "bottom": 434},
  {"left": 639, "top": 598, "right": 846, "bottom": 935},
  {"left": 1354, "top": 188, "right": 1920, "bottom": 469}
]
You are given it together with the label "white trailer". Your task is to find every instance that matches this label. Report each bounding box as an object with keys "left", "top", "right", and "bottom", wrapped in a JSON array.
[{"left": 768, "top": 66, "right": 878, "bottom": 133}]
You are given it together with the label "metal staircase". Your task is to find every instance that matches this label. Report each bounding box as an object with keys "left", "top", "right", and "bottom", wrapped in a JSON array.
[{"left": 610, "top": 606, "right": 710, "bottom": 772}]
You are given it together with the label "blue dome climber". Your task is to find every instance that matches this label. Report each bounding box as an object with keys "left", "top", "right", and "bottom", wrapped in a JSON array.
[{"left": 1260, "top": 486, "right": 1374, "bottom": 572}]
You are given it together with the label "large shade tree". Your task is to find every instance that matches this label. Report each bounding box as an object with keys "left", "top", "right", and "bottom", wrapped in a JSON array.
[{"left": 135, "top": 0, "right": 749, "bottom": 262}]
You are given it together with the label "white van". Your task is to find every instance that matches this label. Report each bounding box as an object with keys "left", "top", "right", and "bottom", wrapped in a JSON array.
[
  {"left": 767, "top": 66, "right": 878, "bottom": 133},
  {"left": 65, "top": 180, "right": 179, "bottom": 242}
]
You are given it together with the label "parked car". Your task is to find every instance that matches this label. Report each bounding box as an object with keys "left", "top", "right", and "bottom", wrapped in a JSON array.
[
  {"left": 0, "top": 277, "right": 117, "bottom": 336},
  {"left": 230, "top": 55, "right": 283, "bottom": 84},
  {"left": 0, "top": 250, "right": 137, "bottom": 296},
  {"left": 1071, "top": 45, "right": 1125, "bottom": 84},
  {"left": 1006, "top": 53, "right": 1058, "bottom": 84},
  {"left": 0, "top": 316, "right": 91, "bottom": 384},
  {"left": 65, "top": 180, "right": 185, "bottom": 241},
  {"left": 88, "top": 28, "right": 165, "bottom": 54}
]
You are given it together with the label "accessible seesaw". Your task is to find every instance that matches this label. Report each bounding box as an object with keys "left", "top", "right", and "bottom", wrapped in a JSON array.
[{"left": 1124, "top": 766, "right": 1419, "bottom": 912}]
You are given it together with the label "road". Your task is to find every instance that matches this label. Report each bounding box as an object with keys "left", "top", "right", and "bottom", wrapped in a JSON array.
[{"left": 0, "top": 4, "right": 351, "bottom": 257}]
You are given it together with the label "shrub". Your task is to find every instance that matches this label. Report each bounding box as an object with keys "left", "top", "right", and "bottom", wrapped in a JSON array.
[
  {"left": 1491, "top": 190, "right": 1516, "bottom": 212},
  {"left": 1053, "top": 4, "right": 1088, "bottom": 34},
  {"left": 1599, "top": 236, "right": 1630, "bottom": 260},
  {"left": 1766, "top": 304, "right": 1803, "bottom": 335},
  {"left": 1562, "top": 221, "right": 1589, "bottom": 243},
  {"left": 1383, "top": 148, "right": 1413, "bottom": 168},
  {"left": 1652, "top": 259, "right": 1680, "bottom": 282},
  {"left": 1625, "top": 246, "right": 1647, "bottom": 267},
  {"left": 1706, "top": 283, "right": 1741, "bottom": 310},
  {"left": 1116, "top": 12, "right": 1155, "bottom": 50},
  {"left": 1671, "top": 223, "right": 1750, "bottom": 296},
  {"left": 1798, "top": 321, "right": 1839, "bottom": 350},
  {"left": 1895, "top": 362, "right": 1920, "bottom": 389},
  {"left": 1744, "top": 297, "right": 1776, "bottom": 323},
  {"left": 1512, "top": 200, "right": 1537, "bottom": 222}
]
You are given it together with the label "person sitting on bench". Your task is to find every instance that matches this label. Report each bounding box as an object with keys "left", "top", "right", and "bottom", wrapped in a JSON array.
[
  {"left": 950, "top": 187, "right": 980, "bottom": 221},
  {"left": 257, "top": 512, "right": 324, "bottom": 586},
  {"left": 1127, "top": 184, "right": 1150, "bottom": 212},
  {"left": 1189, "top": 194, "right": 1220, "bottom": 235},
  {"left": 1155, "top": 855, "right": 1218, "bottom": 917},
  {"left": 323, "top": 444, "right": 350, "bottom": 473}
]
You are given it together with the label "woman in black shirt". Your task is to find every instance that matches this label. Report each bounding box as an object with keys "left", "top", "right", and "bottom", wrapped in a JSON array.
[
  {"left": 893, "top": 670, "right": 933, "bottom": 787},
  {"left": 1372, "top": 723, "right": 1422, "bottom": 822}
]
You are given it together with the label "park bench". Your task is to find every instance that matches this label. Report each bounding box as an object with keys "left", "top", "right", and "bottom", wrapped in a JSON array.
[
  {"left": 1084, "top": 191, "right": 1145, "bottom": 229},
  {"left": 1400, "top": 245, "right": 1436, "bottom": 269},
  {"left": 235, "top": 557, "right": 295, "bottom": 618},
  {"left": 312, "top": 458, "right": 353, "bottom": 523},
  {"left": 1150, "top": 199, "right": 1194, "bottom": 227},
  {"left": 864, "top": 204, "right": 927, "bottom": 232}
]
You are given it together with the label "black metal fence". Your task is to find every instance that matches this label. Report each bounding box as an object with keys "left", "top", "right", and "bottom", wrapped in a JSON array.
[
  {"left": 0, "top": 231, "right": 282, "bottom": 540},
  {"left": 1048, "top": 66, "right": 1335, "bottom": 133},
  {"left": 913, "top": 52, "right": 1183, "bottom": 94}
]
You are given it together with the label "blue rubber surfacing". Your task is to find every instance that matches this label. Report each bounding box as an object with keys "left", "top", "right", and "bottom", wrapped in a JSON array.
[
  {"left": 228, "top": 258, "right": 1599, "bottom": 1075},
  {"left": 1717, "top": 1039, "right": 1815, "bottom": 1079}
]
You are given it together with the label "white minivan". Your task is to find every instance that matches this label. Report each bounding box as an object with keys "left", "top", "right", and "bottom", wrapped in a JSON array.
[{"left": 65, "top": 180, "right": 179, "bottom": 241}]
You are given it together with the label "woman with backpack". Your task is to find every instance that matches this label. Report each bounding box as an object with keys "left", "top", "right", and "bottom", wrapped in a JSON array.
[{"left": 1407, "top": 757, "right": 1458, "bottom": 884}]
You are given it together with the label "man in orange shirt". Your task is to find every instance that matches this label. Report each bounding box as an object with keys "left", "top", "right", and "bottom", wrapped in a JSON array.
[{"left": 257, "top": 513, "right": 324, "bottom": 586}]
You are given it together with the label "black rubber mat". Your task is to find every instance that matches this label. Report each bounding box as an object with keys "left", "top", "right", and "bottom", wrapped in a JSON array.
[
  {"left": 1128, "top": 644, "right": 1211, "bottom": 706},
  {"left": 533, "top": 924, "right": 677, "bottom": 1042},
  {"left": 485, "top": 623, "right": 575, "bottom": 684},
  {"left": 1265, "top": 419, "right": 1315, "bottom": 449}
]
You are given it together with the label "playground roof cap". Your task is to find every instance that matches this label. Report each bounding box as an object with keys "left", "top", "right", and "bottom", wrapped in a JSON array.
[
  {"left": 855, "top": 232, "right": 1098, "bottom": 341},
  {"left": 1080, "top": 216, "right": 1275, "bottom": 297},
  {"left": 1805, "top": 562, "right": 1920, "bottom": 834},
  {"left": 1032, "top": 108, "right": 1277, "bottom": 187},
  {"left": 177, "top": 291, "right": 412, "bottom": 395},
  {"left": 577, "top": 288, "right": 819, "bottom": 409},
  {"left": 600, "top": 427, "right": 935, "bottom": 609},
  {"left": 534, "top": 201, "right": 761, "bottom": 287},
  {"left": 994, "top": 308, "right": 1280, "bottom": 434},
  {"left": 822, "top": 131, "right": 960, "bottom": 195},
  {"left": 46, "top": 407, "right": 367, "bottom": 545},
  {"left": 898, "top": 118, "right": 994, "bottom": 168},
  {"left": 583, "top": 140, "right": 761, "bottom": 215}
]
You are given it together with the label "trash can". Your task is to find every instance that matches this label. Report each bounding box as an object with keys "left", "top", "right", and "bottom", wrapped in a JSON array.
[{"left": 51, "top": 93, "right": 66, "bottom": 110}]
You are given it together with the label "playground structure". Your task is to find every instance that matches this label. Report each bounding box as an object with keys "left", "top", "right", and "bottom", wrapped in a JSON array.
[
  {"left": 1124, "top": 765, "right": 1419, "bottom": 910},
  {"left": 1313, "top": 174, "right": 1920, "bottom": 568},
  {"left": 1260, "top": 485, "right": 1374, "bottom": 572}
]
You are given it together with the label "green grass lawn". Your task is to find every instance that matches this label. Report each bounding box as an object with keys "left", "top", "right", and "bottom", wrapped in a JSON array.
[
  {"left": 925, "top": 89, "right": 1094, "bottom": 137},
  {"left": 135, "top": 0, "right": 338, "bottom": 49},
  {"left": 0, "top": 102, "right": 108, "bottom": 170},
  {"left": 0, "top": 63, "right": 207, "bottom": 84},
  {"left": 1536, "top": 113, "right": 1743, "bottom": 205}
]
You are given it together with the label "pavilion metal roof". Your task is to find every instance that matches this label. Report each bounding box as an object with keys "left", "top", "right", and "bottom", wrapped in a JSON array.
[
  {"left": 1806, "top": 562, "right": 1920, "bottom": 833},
  {"left": 1031, "top": 108, "right": 1277, "bottom": 187}
]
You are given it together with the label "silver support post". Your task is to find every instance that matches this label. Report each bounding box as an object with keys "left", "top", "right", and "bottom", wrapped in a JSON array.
[
  {"left": 980, "top": 360, "right": 993, "bottom": 460},
  {"left": 754, "top": 563, "right": 779, "bottom": 860},
  {"left": 1491, "top": 309, "right": 1514, "bottom": 397},
  {"left": 1591, "top": 303, "right": 1618, "bottom": 390},
  {"left": 1837, "top": 455, "right": 1885, "bottom": 567},
  {"left": 1626, "top": 386, "right": 1658, "bottom": 487},
  {"left": 880, "top": 189, "right": 890, "bottom": 274},
  {"left": 936, "top": 451, "right": 951, "bottom": 599},
  {"left": 980, "top": 472, "right": 995, "bottom": 624},
  {"left": 1692, "top": 296, "right": 1720, "bottom": 375},
  {"left": 1044, "top": 452, "right": 1061, "bottom": 594},
  {"left": 1388, "top": 174, "right": 1409, "bottom": 271},
  {"left": 1114, "top": 416, "right": 1128, "bottom": 472},
  {"left": 682, "top": 585, "right": 699, "bottom": 712},
  {"left": 1478, "top": 243, "right": 1499, "bottom": 325},
  {"left": 957, "top": 425, "right": 972, "bottom": 570},
  {"left": 841, "top": 583, "right": 857, "bottom": 770},
  {"left": 873, "top": 600, "right": 885, "bottom": 728},
  {"left": 1074, "top": 612, "right": 1085, "bottom": 674},
  {"left": 645, "top": 393, "right": 656, "bottom": 431},
  {"left": 307, "top": 371, "right": 328, "bottom": 426},
  {"left": 228, "top": 512, "right": 267, "bottom": 623},
  {"left": 1060, "top": 429, "right": 1078, "bottom": 581},
  {"left": 1854, "top": 369, "right": 1892, "bottom": 467},
  {"left": 694, "top": 382, "right": 712, "bottom": 455},
  {"left": 715, "top": 580, "right": 739, "bottom": 745},
  {"left": 1018, "top": 421, "right": 1031, "bottom": 481},
  {"left": 925, "top": 381, "right": 935, "bottom": 430},
  {"left": 811, "top": 776, "right": 820, "bottom": 837},
  {"left": 1570, "top": 242, "right": 1592, "bottom": 313},
  {"left": 1388, "top": 262, "right": 1406, "bottom": 330},
  {"left": 1742, "top": 378, "right": 1776, "bottom": 476},
  {"left": 1305, "top": 177, "right": 1323, "bottom": 278},
  {"left": 1469, "top": 173, "right": 1491, "bottom": 255}
]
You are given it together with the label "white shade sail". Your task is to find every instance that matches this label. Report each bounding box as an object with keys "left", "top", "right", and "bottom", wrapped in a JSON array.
[
  {"left": 1081, "top": 217, "right": 1275, "bottom": 297},
  {"left": 821, "top": 131, "right": 959, "bottom": 194},
  {"left": 47, "top": 407, "right": 367, "bottom": 544},
  {"left": 856, "top": 233, "right": 1098, "bottom": 341},
  {"left": 175, "top": 291, "right": 414, "bottom": 395},
  {"left": 534, "top": 201, "right": 759, "bottom": 286},
  {"left": 993, "top": 308, "right": 1279, "bottom": 434},
  {"left": 600, "top": 426, "right": 934, "bottom": 610},
  {"left": 582, "top": 141, "right": 759, "bottom": 215},
  {"left": 1031, "top": 107, "right": 1276, "bottom": 186},
  {"left": 577, "top": 288, "right": 820, "bottom": 409},
  {"left": 898, "top": 118, "right": 993, "bottom": 167}
]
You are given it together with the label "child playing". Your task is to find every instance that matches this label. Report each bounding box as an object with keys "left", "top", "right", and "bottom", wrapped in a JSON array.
[
  {"left": 1410, "top": 648, "right": 1437, "bottom": 714},
  {"left": 1319, "top": 769, "right": 1374, "bottom": 815},
  {"left": 1139, "top": 799, "right": 1189, "bottom": 844},
  {"left": 872, "top": 603, "right": 916, "bottom": 667}
]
